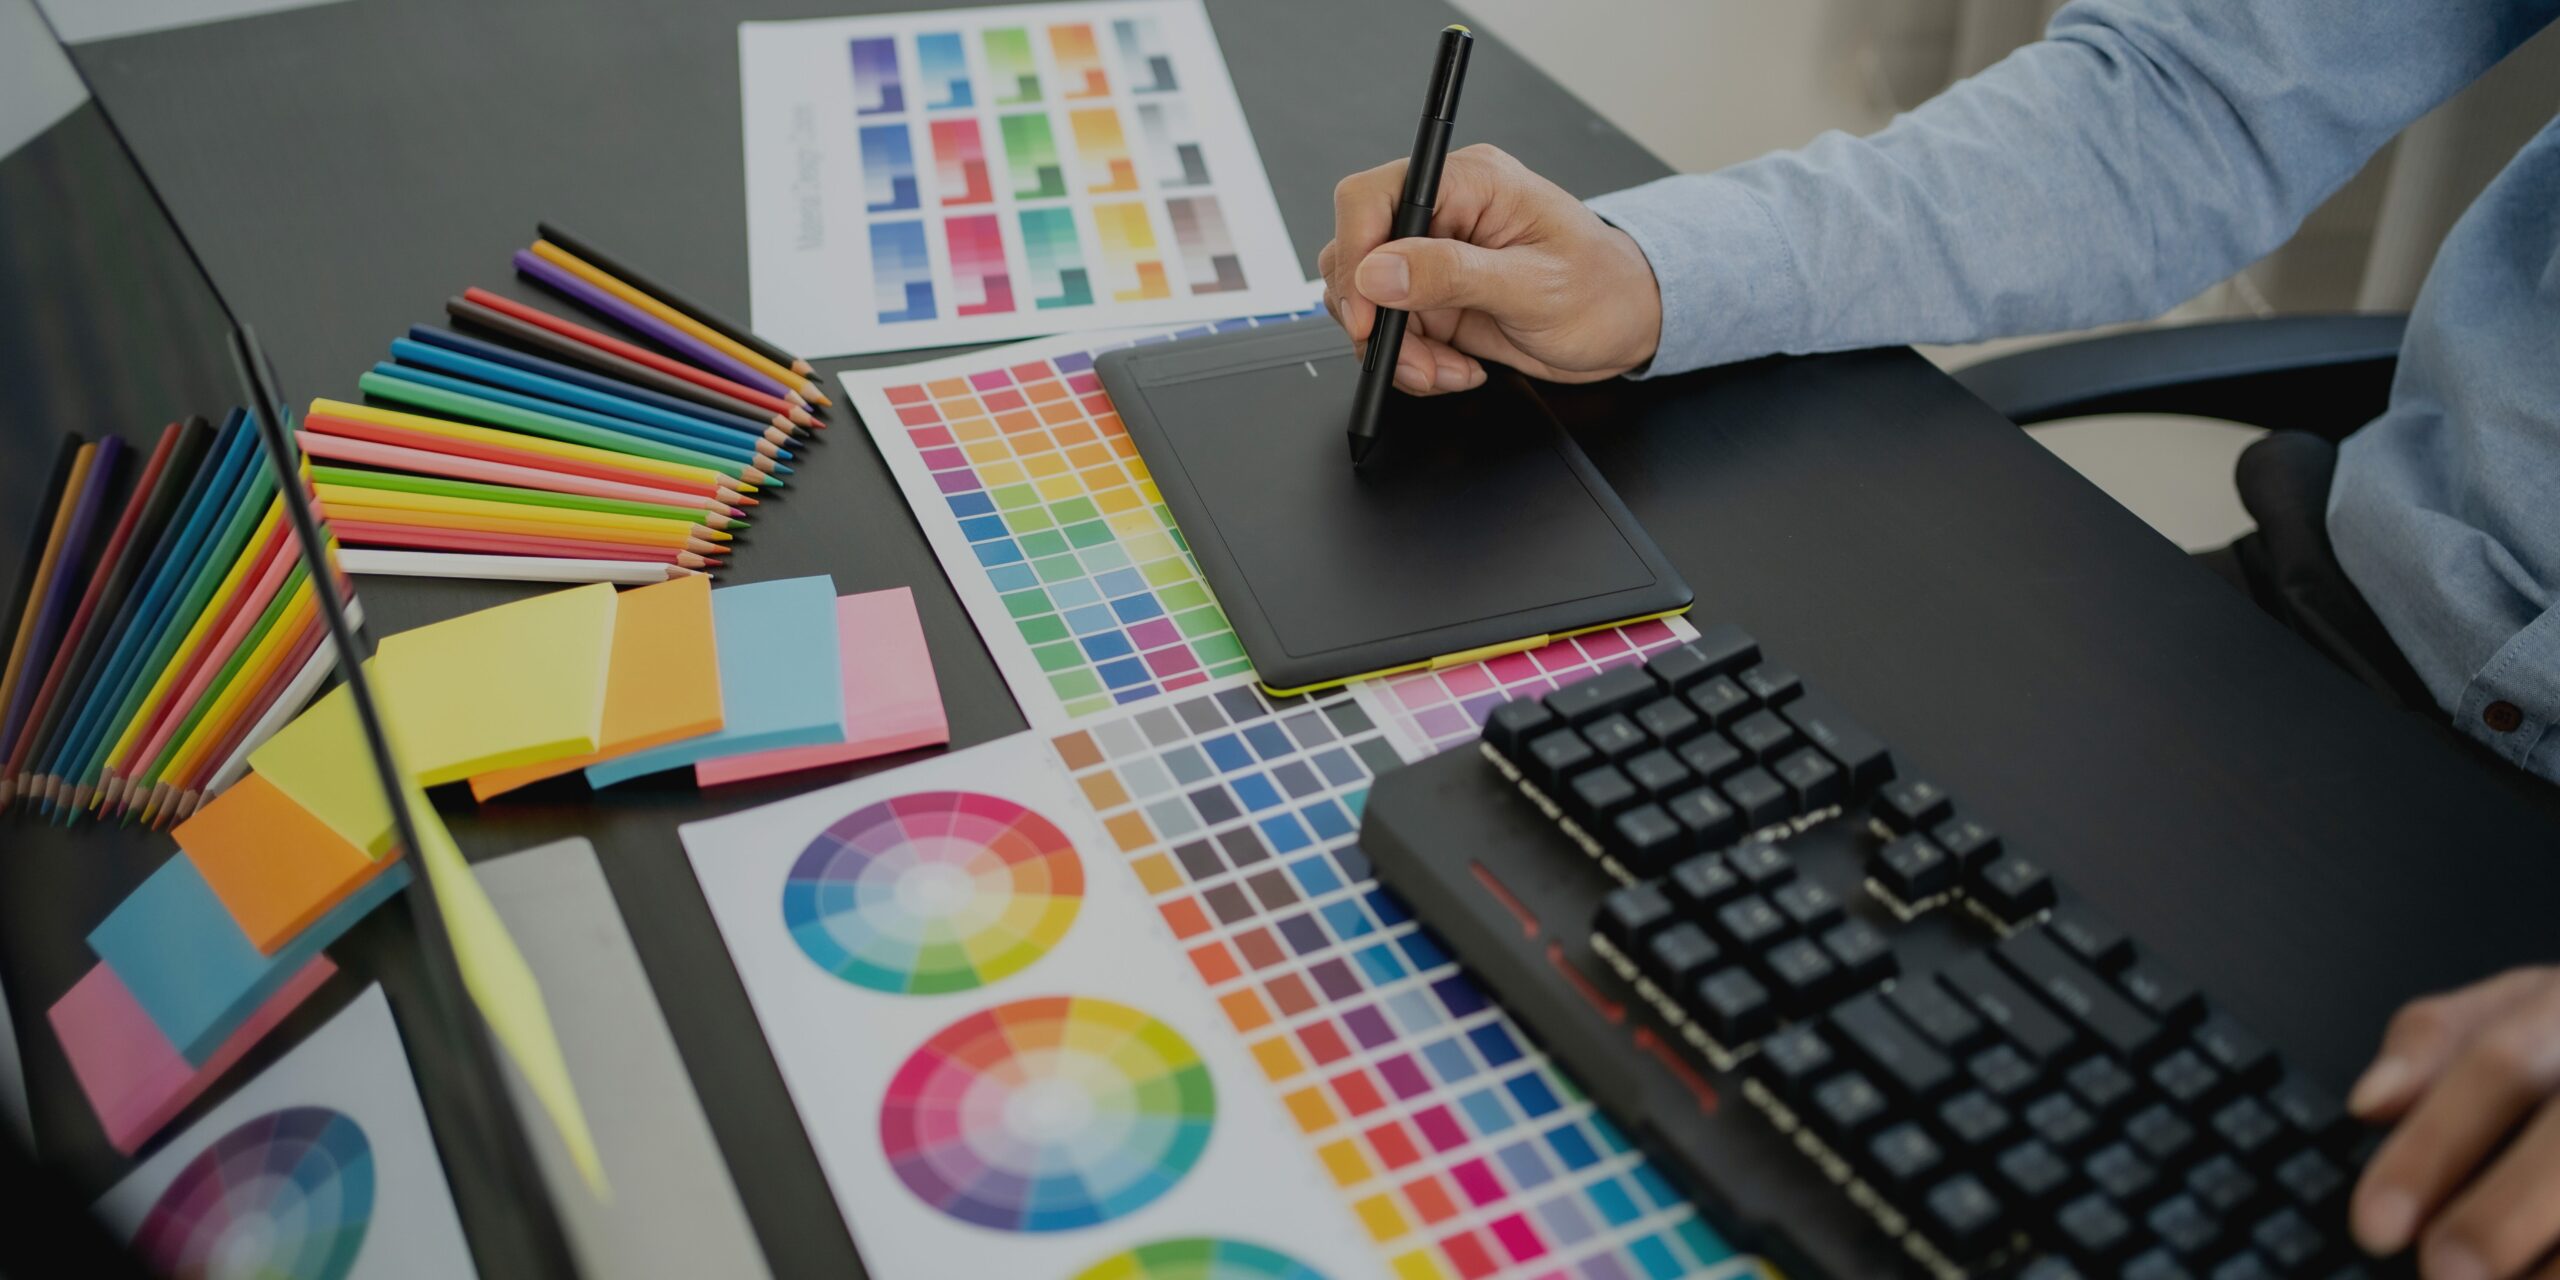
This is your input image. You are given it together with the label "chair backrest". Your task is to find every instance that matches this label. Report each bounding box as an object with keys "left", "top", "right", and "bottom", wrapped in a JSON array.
[{"left": 1954, "top": 313, "right": 2407, "bottom": 440}]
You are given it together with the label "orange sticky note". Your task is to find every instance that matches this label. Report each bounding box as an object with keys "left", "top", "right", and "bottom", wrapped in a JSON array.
[
  {"left": 468, "top": 575, "right": 724, "bottom": 800},
  {"left": 174, "top": 771, "right": 393, "bottom": 952}
]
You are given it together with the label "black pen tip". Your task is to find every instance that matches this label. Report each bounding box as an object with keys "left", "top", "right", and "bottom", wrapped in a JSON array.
[{"left": 1348, "top": 434, "right": 1375, "bottom": 465}]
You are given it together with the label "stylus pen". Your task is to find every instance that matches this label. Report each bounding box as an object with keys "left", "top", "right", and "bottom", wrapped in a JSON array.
[{"left": 1348, "top": 23, "right": 1474, "bottom": 466}]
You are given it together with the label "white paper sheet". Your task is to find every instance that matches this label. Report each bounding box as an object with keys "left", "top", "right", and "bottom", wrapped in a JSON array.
[
  {"left": 681, "top": 733, "right": 1376, "bottom": 1280},
  {"left": 741, "top": 0, "right": 1307, "bottom": 357},
  {"left": 94, "top": 986, "right": 478, "bottom": 1280}
]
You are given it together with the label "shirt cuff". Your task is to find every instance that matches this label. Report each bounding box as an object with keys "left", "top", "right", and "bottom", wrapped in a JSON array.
[
  {"left": 2454, "top": 600, "right": 2560, "bottom": 781},
  {"left": 1587, "top": 172, "right": 1807, "bottom": 378}
]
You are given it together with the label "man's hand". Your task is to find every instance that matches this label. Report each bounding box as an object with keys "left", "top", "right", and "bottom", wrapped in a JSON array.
[
  {"left": 1318, "top": 144, "right": 1663, "bottom": 395},
  {"left": 2351, "top": 966, "right": 2560, "bottom": 1278}
]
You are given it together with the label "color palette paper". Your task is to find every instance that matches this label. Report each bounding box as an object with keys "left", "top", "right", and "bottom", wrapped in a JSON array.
[
  {"left": 1048, "top": 680, "right": 1748, "bottom": 1280},
  {"left": 50, "top": 957, "right": 334, "bottom": 1156},
  {"left": 694, "top": 587, "right": 948, "bottom": 786},
  {"left": 95, "top": 987, "right": 477, "bottom": 1280},
  {"left": 741, "top": 0, "right": 1306, "bottom": 356},
  {"left": 471, "top": 574, "right": 725, "bottom": 799},
  {"left": 844, "top": 313, "right": 1319, "bottom": 728},
  {"left": 681, "top": 736, "right": 1375, "bottom": 1280},
  {"left": 588, "top": 575, "right": 844, "bottom": 786},
  {"left": 1367, "top": 622, "right": 1697, "bottom": 759}
]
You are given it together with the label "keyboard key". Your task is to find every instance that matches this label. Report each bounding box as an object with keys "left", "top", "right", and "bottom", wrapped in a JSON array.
[
  {"left": 1622, "top": 749, "right": 1693, "bottom": 801},
  {"left": 2048, "top": 902, "right": 2134, "bottom": 971},
  {"left": 1763, "top": 938, "right": 1838, "bottom": 1010},
  {"left": 1721, "top": 766, "right": 1793, "bottom": 826},
  {"left": 2025, "top": 1092, "right": 2098, "bottom": 1151},
  {"left": 2191, "top": 1014, "right": 2277, "bottom": 1090},
  {"left": 1566, "top": 766, "right": 1641, "bottom": 826},
  {"left": 1867, "top": 1121, "right": 1945, "bottom": 1196},
  {"left": 1811, "top": 1069, "right": 1891, "bottom": 1135},
  {"left": 1778, "top": 692, "right": 1894, "bottom": 791},
  {"left": 1632, "top": 696, "right": 1702, "bottom": 745},
  {"left": 1968, "top": 1043, "right": 2039, "bottom": 1099},
  {"left": 1921, "top": 1172, "right": 2007, "bottom": 1259},
  {"left": 1667, "top": 852, "right": 1744, "bottom": 912},
  {"left": 1931, "top": 814, "right": 2003, "bottom": 870},
  {"left": 1831, "top": 992, "right": 1955, "bottom": 1099},
  {"left": 1972, "top": 853, "right": 2057, "bottom": 922},
  {"left": 2274, "top": 1148, "right": 2344, "bottom": 1209},
  {"left": 2065, "top": 1057, "right": 2140, "bottom": 1117},
  {"left": 2056, "top": 1192, "right": 2133, "bottom": 1259},
  {"left": 2150, "top": 1048, "right": 2225, "bottom": 1109},
  {"left": 1666, "top": 788, "right": 1744, "bottom": 848},
  {"left": 1876, "top": 778, "right": 1953, "bottom": 834},
  {"left": 2121, "top": 960, "right": 2205, "bottom": 1027},
  {"left": 1728, "top": 709, "right": 1800, "bottom": 762},
  {"left": 1582, "top": 713, "right": 1649, "bottom": 761},
  {"left": 1996, "top": 930, "right": 2161, "bottom": 1059},
  {"left": 1674, "top": 733, "right": 1746, "bottom": 781},
  {"left": 2085, "top": 1142, "right": 2157, "bottom": 1201},
  {"left": 2211, "top": 1097, "right": 2285, "bottom": 1165},
  {"left": 1938, "top": 1089, "right": 2014, "bottom": 1154},
  {"left": 2124, "top": 1249, "right": 2196, "bottom": 1280},
  {"left": 2147, "top": 1194, "right": 2221, "bottom": 1257},
  {"left": 1641, "top": 921, "right": 1723, "bottom": 991},
  {"left": 1995, "top": 1139, "right": 2074, "bottom": 1205},
  {"left": 1692, "top": 967, "right": 1776, "bottom": 1044},
  {"left": 2017, "top": 1257, "right": 2086, "bottom": 1280},
  {"left": 1684, "top": 675, "right": 1757, "bottom": 727},
  {"left": 1820, "top": 919, "right": 1897, "bottom": 991},
  {"left": 2209, "top": 1253, "right": 2278, "bottom": 1280},
  {"left": 1523, "top": 729, "right": 1598, "bottom": 791},
  {"left": 1888, "top": 977, "right": 1987, "bottom": 1053},
  {"left": 2185, "top": 1153, "right": 2259, "bottom": 1216},
  {"left": 1612, "top": 804, "right": 1688, "bottom": 872},
  {"left": 1597, "top": 881, "right": 1679, "bottom": 953},
  {"left": 1756, "top": 1024, "right": 1835, "bottom": 1099},
  {"left": 1941, "top": 955, "right": 2076, "bottom": 1060},
  {"left": 1728, "top": 839, "right": 1794, "bottom": 887},
  {"left": 1738, "top": 662, "right": 1803, "bottom": 706},
  {"left": 1544, "top": 666, "right": 1660, "bottom": 725},
  {"left": 1684, "top": 623, "right": 1761, "bottom": 679},
  {"left": 1713, "top": 895, "right": 1791, "bottom": 951},
  {"left": 2127, "top": 1103, "right": 2198, "bottom": 1166},
  {"left": 2249, "top": 1208, "right": 2325, "bottom": 1271},
  {"left": 1772, "top": 879, "right": 1844, "bottom": 933},
  {"left": 1872, "top": 833, "right": 1957, "bottom": 903},
  {"left": 2265, "top": 1074, "right": 2347, "bottom": 1146},
  {"left": 1772, "top": 746, "right": 1845, "bottom": 809},
  {"left": 1642, "top": 643, "right": 1718, "bottom": 692},
  {"left": 1482, "top": 699, "right": 1559, "bottom": 757}
]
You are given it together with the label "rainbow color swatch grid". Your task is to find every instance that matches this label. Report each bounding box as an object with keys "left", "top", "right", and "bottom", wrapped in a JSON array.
[
  {"left": 1051, "top": 681, "right": 1750, "bottom": 1280},
  {"left": 743, "top": 0, "right": 1309, "bottom": 356},
  {"left": 1367, "top": 622, "right": 1694, "bottom": 757},
  {"left": 850, "top": 313, "right": 1316, "bottom": 726}
]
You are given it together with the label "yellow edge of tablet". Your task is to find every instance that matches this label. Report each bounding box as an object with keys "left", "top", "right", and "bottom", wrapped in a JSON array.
[{"left": 1255, "top": 605, "right": 1696, "bottom": 700}]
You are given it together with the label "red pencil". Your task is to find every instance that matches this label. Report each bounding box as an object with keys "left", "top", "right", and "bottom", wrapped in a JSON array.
[
  {"left": 461, "top": 288, "right": 803, "bottom": 420},
  {"left": 298, "top": 412, "right": 750, "bottom": 507}
]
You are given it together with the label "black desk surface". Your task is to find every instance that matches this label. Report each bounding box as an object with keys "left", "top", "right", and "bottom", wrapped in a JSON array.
[{"left": 7, "top": 1, "right": 2556, "bottom": 1276}]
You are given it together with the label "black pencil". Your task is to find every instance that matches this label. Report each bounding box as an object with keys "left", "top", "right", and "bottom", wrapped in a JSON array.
[
  {"left": 0, "top": 433, "right": 83, "bottom": 808},
  {"left": 536, "top": 222, "right": 817, "bottom": 380},
  {"left": 444, "top": 294, "right": 818, "bottom": 430}
]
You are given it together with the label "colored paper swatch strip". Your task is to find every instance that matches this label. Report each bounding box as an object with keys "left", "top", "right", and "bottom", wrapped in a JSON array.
[
  {"left": 1071, "top": 107, "right": 1140, "bottom": 194},
  {"left": 1365, "top": 620, "right": 1695, "bottom": 759},
  {"left": 931, "top": 119, "right": 994, "bottom": 206},
  {"left": 870, "top": 222, "right": 936, "bottom": 324},
  {"left": 695, "top": 587, "right": 948, "bottom": 786},
  {"left": 1113, "top": 16, "right": 1179, "bottom": 93},
  {"left": 917, "top": 31, "right": 971, "bottom": 109},
  {"left": 1000, "top": 112, "right": 1066, "bottom": 200},
  {"left": 1139, "top": 101, "right": 1211, "bottom": 188},
  {"left": 1095, "top": 202, "right": 1171, "bottom": 301},
  {"left": 861, "top": 123, "right": 921, "bottom": 214},
  {"left": 1020, "top": 209, "right": 1093, "bottom": 310},
  {"left": 851, "top": 37, "right": 903, "bottom": 114},
  {"left": 1048, "top": 680, "right": 1744, "bottom": 1280},
  {"left": 1168, "top": 196, "right": 1245, "bottom": 294},
  {"left": 946, "top": 214, "right": 1015, "bottom": 317},
  {"left": 1047, "top": 23, "right": 1111, "bottom": 97}
]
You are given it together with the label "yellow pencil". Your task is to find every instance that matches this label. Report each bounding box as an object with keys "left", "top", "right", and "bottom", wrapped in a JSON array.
[
  {"left": 154, "top": 579, "right": 319, "bottom": 799},
  {"left": 307, "top": 399, "right": 749, "bottom": 492},
  {"left": 313, "top": 485, "right": 736, "bottom": 543},
  {"left": 98, "top": 501, "right": 285, "bottom": 794},
  {"left": 531, "top": 240, "right": 832, "bottom": 406},
  {"left": 320, "top": 502, "right": 727, "bottom": 555}
]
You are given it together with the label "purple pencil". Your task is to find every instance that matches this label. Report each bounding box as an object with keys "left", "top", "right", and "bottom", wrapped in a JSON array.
[
  {"left": 511, "top": 250, "right": 791, "bottom": 399},
  {"left": 0, "top": 435, "right": 126, "bottom": 752}
]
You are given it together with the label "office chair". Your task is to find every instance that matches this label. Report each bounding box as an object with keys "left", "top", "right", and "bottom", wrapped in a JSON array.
[{"left": 1951, "top": 313, "right": 2430, "bottom": 709}]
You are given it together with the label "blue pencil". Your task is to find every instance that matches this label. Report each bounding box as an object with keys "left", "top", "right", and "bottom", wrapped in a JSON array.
[
  {"left": 386, "top": 338, "right": 790, "bottom": 458},
  {"left": 362, "top": 364, "right": 793, "bottom": 474},
  {"left": 404, "top": 325, "right": 794, "bottom": 441}
]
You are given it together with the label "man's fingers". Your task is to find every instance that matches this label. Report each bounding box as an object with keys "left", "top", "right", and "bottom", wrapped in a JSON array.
[
  {"left": 2356, "top": 980, "right": 2560, "bottom": 1256},
  {"left": 1331, "top": 159, "right": 1407, "bottom": 270},
  {"left": 1356, "top": 236, "right": 1551, "bottom": 324},
  {"left": 2355, "top": 970, "right": 2553, "bottom": 1122},
  {"left": 2421, "top": 1097, "right": 2560, "bottom": 1280}
]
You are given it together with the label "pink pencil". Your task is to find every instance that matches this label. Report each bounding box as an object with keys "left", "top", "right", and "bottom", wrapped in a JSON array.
[
  {"left": 296, "top": 430, "right": 740, "bottom": 516},
  {"left": 119, "top": 528, "right": 302, "bottom": 778},
  {"left": 329, "top": 518, "right": 717, "bottom": 567}
]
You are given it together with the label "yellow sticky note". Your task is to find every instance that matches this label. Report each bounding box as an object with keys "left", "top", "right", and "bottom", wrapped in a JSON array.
[
  {"left": 247, "top": 680, "right": 397, "bottom": 856},
  {"left": 466, "top": 575, "right": 722, "bottom": 800},
  {"left": 372, "top": 583, "right": 617, "bottom": 786}
]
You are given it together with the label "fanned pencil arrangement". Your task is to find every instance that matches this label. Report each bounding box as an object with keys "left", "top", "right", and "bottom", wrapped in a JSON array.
[
  {"left": 0, "top": 416, "right": 353, "bottom": 828},
  {"left": 305, "top": 223, "right": 834, "bottom": 585}
]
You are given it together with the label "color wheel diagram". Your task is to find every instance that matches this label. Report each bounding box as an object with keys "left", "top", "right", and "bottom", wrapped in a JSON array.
[
  {"left": 785, "top": 791, "right": 1085, "bottom": 993},
  {"left": 1073, "top": 1236, "right": 1329, "bottom": 1280},
  {"left": 132, "top": 1106, "right": 374, "bottom": 1280},
  {"left": 880, "top": 996, "right": 1215, "bottom": 1231}
]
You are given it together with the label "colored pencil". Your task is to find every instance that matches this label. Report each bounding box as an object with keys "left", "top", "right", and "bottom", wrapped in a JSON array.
[
  {"left": 339, "top": 549, "right": 707, "bottom": 585},
  {"left": 536, "top": 221, "right": 818, "bottom": 380},
  {"left": 4, "top": 438, "right": 125, "bottom": 804},
  {"left": 515, "top": 249, "right": 790, "bottom": 399},
  {"left": 309, "top": 465, "right": 738, "bottom": 529},
  {"left": 317, "top": 502, "right": 726, "bottom": 556},
  {"left": 305, "top": 400, "right": 752, "bottom": 499},
  {"left": 388, "top": 338, "right": 793, "bottom": 452},
  {"left": 295, "top": 431, "right": 740, "bottom": 517},
  {"left": 328, "top": 519, "right": 719, "bottom": 566},
  {"left": 366, "top": 362, "right": 788, "bottom": 468},
  {"left": 150, "top": 565, "right": 330, "bottom": 813},
  {"left": 456, "top": 289, "right": 801, "bottom": 420},
  {"left": 205, "top": 603, "right": 354, "bottom": 796},
  {"left": 39, "top": 414, "right": 252, "bottom": 811},
  {"left": 312, "top": 484, "right": 734, "bottom": 543},
  {"left": 406, "top": 324, "right": 810, "bottom": 437},
  {"left": 0, "top": 442, "right": 102, "bottom": 760},
  {"left": 5, "top": 425, "right": 185, "bottom": 793},
  {"left": 355, "top": 372, "right": 783, "bottom": 485},
  {"left": 529, "top": 238, "right": 829, "bottom": 405},
  {"left": 0, "top": 434, "right": 85, "bottom": 803},
  {"left": 126, "top": 560, "right": 308, "bottom": 811},
  {"left": 440, "top": 298, "right": 815, "bottom": 428}
]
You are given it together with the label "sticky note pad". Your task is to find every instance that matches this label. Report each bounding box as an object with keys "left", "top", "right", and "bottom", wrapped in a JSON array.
[
  {"left": 469, "top": 575, "right": 725, "bottom": 800},
  {"left": 374, "top": 582, "right": 618, "bottom": 785},
  {"left": 176, "top": 771, "right": 394, "bottom": 952},
  {"left": 587, "top": 576, "right": 844, "bottom": 786},
  {"left": 248, "top": 681, "right": 397, "bottom": 855},
  {"left": 696, "top": 588, "right": 947, "bottom": 785},
  {"left": 49, "top": 956, "right": 333, "bottom": 1154},
  {"left": 88, "top": 851, "right": 412, "bottom": 1062}
]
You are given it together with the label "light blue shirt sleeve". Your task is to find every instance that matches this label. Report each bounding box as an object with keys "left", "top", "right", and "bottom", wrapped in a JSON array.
[{"left": 1585, "top": 0, "right": 2560, "bottom": 786}]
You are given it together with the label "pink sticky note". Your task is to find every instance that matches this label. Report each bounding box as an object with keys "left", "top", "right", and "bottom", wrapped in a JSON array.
[
  {"left": 48, "top": 955, "right": 335, "bottom": 1154},
  {"left": 694, "top": 588, "right": 949, "bottom": 785}
]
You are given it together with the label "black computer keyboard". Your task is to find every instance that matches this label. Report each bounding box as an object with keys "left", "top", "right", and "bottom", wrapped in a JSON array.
[{"left": 1363, "top": 623, "right": 2382, "bottom": 1279}]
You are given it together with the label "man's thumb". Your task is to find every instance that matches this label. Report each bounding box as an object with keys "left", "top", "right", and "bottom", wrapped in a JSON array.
[{"left": 1355, "top": 237, "right": 1529, "bottom": 317}]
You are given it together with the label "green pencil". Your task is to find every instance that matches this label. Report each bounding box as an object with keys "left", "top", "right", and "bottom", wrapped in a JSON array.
[
  {"left": 357, "top": 371, "right": 781, "bottom": 486},
  {"left": 308, "top": 464, "right": 739, "bottom": 528}
]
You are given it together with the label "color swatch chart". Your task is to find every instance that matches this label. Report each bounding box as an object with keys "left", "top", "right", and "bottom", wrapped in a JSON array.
[
  {"left": 741, "top": 0, "right": 1308, "bottom": 356},
  {"left": 1050, "top": 679, "right": 1752, "bottom": 1280},
  {"left": 1365, "top": 621, "right": 1695, "bottom": 758},
  {"left": 845, "top": 313, "right": 1317, "bottom": 727},
  {"left": 681, "top": 739, "right": 1378, "bottom": 1280}
]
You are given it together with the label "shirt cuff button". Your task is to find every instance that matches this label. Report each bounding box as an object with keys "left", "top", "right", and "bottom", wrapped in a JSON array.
[{"left": 2483, "top": 700, "right": 2523, "bottom": 733}]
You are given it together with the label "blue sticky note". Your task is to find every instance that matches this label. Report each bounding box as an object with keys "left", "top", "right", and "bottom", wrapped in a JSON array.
[
  {"left": 587, "top": 576, "right": 846, "bottom": 785},
  {"left": 88, "top": 853, "right": 412, "bottom": 1063}
]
